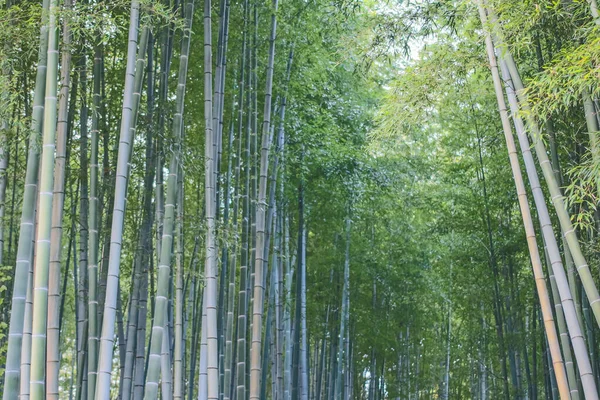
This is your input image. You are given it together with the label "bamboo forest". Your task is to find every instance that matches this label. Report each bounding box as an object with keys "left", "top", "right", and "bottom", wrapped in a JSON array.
[{"left": 8, "top": 0, "right": 600, "bottom": 399}]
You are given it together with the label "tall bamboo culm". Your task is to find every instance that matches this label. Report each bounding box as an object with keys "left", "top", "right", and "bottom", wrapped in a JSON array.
[
  {"left": 47, "top": 0, "right": 73, "bottom": 396},
  {"left": 249, "top": 0, "right": 279, "bottom": 398},
  {"left": 29, "top": 0, "right": 59, "bottom": 397},
  {"left": 144, "top": 1, "right": 193, "bottom": 398},
  {"left": 477, "top": 3, "right": 570, "bottom": 399},
  {"left": 487, "top": 5, "right": 600, "bottom": 332},
  {"left": 173, "top": 3, "right": 194, "bottom": 397},
  {"left": 200, "top": 0, "right": 219, "bottom": 398},
  {"left": 94, "top": 1, "right": 140, "bottom": 397},
  {"left": 2, "top": 0, "right": 49, "bottom": 397},
  {"left": 500, "top": 58, "right": 598, "bottom": 399},
  {"left": 234, "top": 2, "right": 250, "bottom": 400}
]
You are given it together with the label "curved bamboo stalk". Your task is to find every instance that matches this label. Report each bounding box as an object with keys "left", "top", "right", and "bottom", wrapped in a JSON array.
[
  {"left": 94, "top": 1, "right": 141, "bottom": 397},
  {"left": 477, "top": 3, "right": 570, "bottom": 399},
  {"left": 501, "top": 58, "right": 598, "bottom": 399},
  {"left": 492, "top": 13, "right": 600, "bottom": 331},
  {"left": 2, "top": 0, "right": 49, "bottom": 397}
]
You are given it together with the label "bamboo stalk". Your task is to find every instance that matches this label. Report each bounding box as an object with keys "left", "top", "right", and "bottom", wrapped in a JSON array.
[
  {"left": 28, "top": 0, "right": 59, "bottom": 396},
  {"left": 200, "top": 0, "right": 220, "bottom": 397},
  {"left": 477, "top": 3, "right": 570, "bottom": 398},
  {"left": 144, "top": 0, "right": 193, "bottom": 397},
  {"left": 249, "top": 1, "right": 279, "bottom": 397},
  {"left": 46, "top": 0, "right": 72, "bottom": 395},
  {"left": 501, "top": 58, "right": 598, "bottom": 399},
  {"left": 94, "top": 1, "right": 141, "bottom": 396},
  {"left": 2, "top": 0, "right": 49, "bottom": 396}
]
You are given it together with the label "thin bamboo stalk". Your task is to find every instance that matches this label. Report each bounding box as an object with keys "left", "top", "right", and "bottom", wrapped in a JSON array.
[
  {"left": 249, "top": 1, "right": 279, "bottom": 398},
  {"left": 46, "top": 0, "right": 72, "bottom": 395},
  {"left": 234, "top": 3, "right": 250, "bottom": 400}
]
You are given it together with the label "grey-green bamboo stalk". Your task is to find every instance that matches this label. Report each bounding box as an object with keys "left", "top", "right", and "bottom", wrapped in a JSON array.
[
  {"left": 500, "top": 58, "right": 598, "bottom": 399},
  {"left": 47, "top": 0, "right": 72, "bottom": 396},
  {"left": 495, "top": 13, "right": 600, "bottom": 331},
  {"left": 144, "top": 0, "right": 193, "bottom": 397},
  {"left": 477, "top": 3, "right": 570, "bottom": 398},
  {"left": 94, "top": 1, "right": 141, "bottom": 397},
  {"left": 200, "top": 0, "right": 220, "bottom": 397},
  {"left": 249, "top": 1, "right": 279, "bottom": 398},
  {"left": 29, "top": 0, "right": 59, "bottom": 396},
  {"left": 2, "top": 0, "right": 49, "bottom": 396}
]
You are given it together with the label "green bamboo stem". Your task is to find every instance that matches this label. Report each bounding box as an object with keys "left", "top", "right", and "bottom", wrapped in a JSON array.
[
  {"left": 132, "top": 34, "right": 155, "bottom": 400},
  {"left": 78, "top": 36, "right": 92, "bottom": 400},
  {"left": 47, "top": 0, "right": 72, "bottom": 396},
  {"left": 335, "top": 216, "right": 351, "bottom": 400},
  {"left": 297, "top": 178, "right": 309, "bottom": 400},
  {"left": 111, "top": 22, "right": 150, "bottom": 399},
  {"left": 274, "top": 211, "right": 284, "bottom": 400},
  {"left": 283, "top": 213, "right": 293, "bottom": 400},
  {"left": 498, "top": 29, "right": 600, "bottom": 331},
  {"left": 235, "top": 2, "right": 251, "bottom": 398},
  {"left": 144, "top": 0, "right": 193, "bottom": 397},
  {"left": 174, "top": 5, "right": 193, "bottom": 398},
  {"left": 477, "top": 3, "right": 570, "bottom": 399},
  {"left": 249, "top": 2, "right": 279, "bottom": 398},
  {"left": 161, "top": 315, "right": 173, "bottom": 400},
  {"left": 199, "top": 291, "right": 209, "bottom": 400},
  {"left": 29, "top": 0, "right": 59, "bottom": 396},
  {"left": 501, "top": 58, "right": 598, "bottom": 399},
  {"left": 223, "top": 89, "right": 241, "bottom": 400},
  {"left": 94, "top": 1, "right": 141, "bottom": 397},
  {"left": 2, "top": 0, "right": 49, "bottom": 397},
  {"left": 200, "top": 0, "right": 219, "bottom": 397},
  {"left": 174, "top": 165, "right": 184, "bottom": 399},
  {"left": 20, "top": 255, "right": 34, "bottom": 400},
  {"left": 544, "top": 244, "right": 580, "bottom": 399},
  {"left": 216, "top": 2, "right": 232, "bottom": 391},
  {"left": 86, "top": 40, "right": 104, "bottom": 400},
  {"left": 121, "top": 31, "right": 154, "bottom": 400}
]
